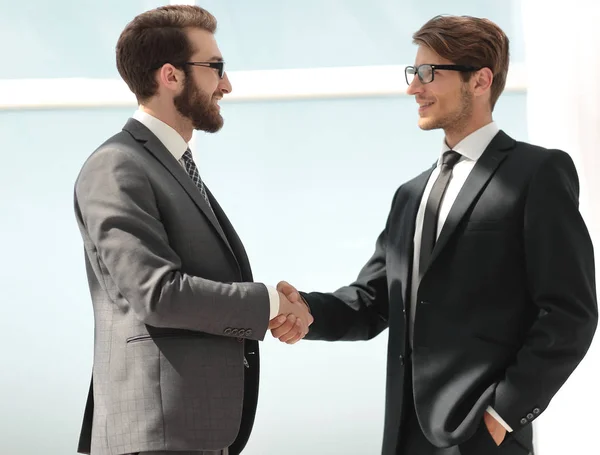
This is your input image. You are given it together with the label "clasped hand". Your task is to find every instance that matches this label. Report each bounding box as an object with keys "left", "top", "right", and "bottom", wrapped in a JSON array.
[{"left": 268, "top": 281, "right": 311, "bottom": 344}]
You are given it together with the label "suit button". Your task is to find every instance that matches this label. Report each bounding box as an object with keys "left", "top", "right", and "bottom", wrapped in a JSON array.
[
  {"left": 245, "top": 329, "right": 253, "bottom": 337},
  {"left": 520, "top": 418, "right": 528, "bottom": 425},
  {"left": 399, "top": 355, "right": 404, "bottom": 366},
  {"left": 224, "top": 328, "right": 232, "bottom": 335},
  {"left": 527, "top": 413, "right": 534, "bottom": 420},
  {"left": 533, "top": 408, "right": 540, "bottom": 415}
]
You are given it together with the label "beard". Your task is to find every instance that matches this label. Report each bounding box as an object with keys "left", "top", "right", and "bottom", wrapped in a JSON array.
[
  {"left": 419, "top": 84, "right": 473, "bottom": 132},
  {"left": 174, "top": 75, "right": 223, "bottom": 133}
]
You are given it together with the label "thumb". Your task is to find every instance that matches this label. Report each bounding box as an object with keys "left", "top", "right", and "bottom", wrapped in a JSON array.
[
  {"left": 277, "top": 281, "right": 299, "bottom": 301},
  {"left": 276, "top": 281, "right": 292, "bottom": 292}
]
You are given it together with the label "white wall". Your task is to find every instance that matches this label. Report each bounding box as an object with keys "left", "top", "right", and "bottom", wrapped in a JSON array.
[{"left": 522, "top": 1, "right": 600, "bottom": 453}]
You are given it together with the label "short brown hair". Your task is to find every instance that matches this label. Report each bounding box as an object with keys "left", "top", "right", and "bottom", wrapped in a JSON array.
[
  {"left": 116, "top": 5, "right": 217, "bottom": 102},
  {"left": 412, "top": 15, "right": 510, "bottom": 110}
]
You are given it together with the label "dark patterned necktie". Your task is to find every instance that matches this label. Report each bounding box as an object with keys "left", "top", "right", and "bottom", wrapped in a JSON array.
[
  {"left": 181, "top": 149, "right": 212, "bottom": 208},
  {"left": 419, "top": 150, "right": 462, "bottom": 278}
]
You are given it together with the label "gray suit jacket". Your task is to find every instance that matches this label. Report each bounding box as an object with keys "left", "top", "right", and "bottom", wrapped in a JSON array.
[{"left": 74, "top": 119, "right": 270, "bottom": 455}]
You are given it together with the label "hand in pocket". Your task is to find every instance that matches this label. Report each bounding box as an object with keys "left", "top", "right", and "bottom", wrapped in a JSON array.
[{"left": 484, "top": 411, "right": 507, "bottom": 446}]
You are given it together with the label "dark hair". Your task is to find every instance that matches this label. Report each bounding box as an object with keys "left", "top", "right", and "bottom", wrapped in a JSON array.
[
  {"left": 116, "top": 5, "right": 217, "bottom": 102},
  {"left": 413, "top": 15, "right": 510, "bottom": 110}
]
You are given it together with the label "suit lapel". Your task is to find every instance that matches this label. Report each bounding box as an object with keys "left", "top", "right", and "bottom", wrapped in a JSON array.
[
  {"left": 426, "top": 130, "right": 515, "bottom": 269},
  {"left": 123, "top": 119, "right": 236, "bottom": 259},
  {"left": 205, "top": 187, "right": 248, "bottom": 280},
  {"left": 399, "top": 166, "right": 435, "bottom": 305}
]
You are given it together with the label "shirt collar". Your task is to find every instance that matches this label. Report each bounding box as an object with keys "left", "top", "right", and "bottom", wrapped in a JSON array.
[
  {"left": 132, "top": 109, "right": 189, "bottom": 162},
  {"left": 439, "top": 121, "right": 500, "bottom": 164}
]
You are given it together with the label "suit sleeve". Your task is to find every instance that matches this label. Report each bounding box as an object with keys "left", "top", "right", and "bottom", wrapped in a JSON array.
[
  {"left": 74, "top": 147, "right": 270, "bottom": 340},
  {"left": 302, "top": 190, "right": 400, "bottom": 342},
  {"left": 492, "top": 149, "right": 597, "bottom": 429}
]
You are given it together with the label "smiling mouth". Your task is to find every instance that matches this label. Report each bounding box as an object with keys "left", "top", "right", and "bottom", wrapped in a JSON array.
[{"left": 418, "top": 101, "right": 434, "bottom": 114}]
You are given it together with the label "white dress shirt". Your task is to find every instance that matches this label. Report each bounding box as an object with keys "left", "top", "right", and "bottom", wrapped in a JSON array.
[
  {"left": 409, "top": 121, "right": 513, "bottom": 432},
  {"left": 132, "top": 109, "right": 281, "bottom": 319}
]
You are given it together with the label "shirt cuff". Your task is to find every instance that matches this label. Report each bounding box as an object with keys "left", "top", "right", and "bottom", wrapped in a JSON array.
[
  {"left": 265, "top": 285, "right": 281, "bottom": 320},
  {"left": 486, "top": 406, "right": 513, "bottom": 432}
]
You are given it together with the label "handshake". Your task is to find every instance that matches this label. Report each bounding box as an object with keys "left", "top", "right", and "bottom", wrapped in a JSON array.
[{"left": 268, "top": 281, "right": 312, "bottom": 344}]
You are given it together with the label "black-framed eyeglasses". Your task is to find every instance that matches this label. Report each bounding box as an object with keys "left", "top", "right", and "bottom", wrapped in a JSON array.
[
  {"left": 404, "top": 64, "right": 480, "bottom": 85},
  {"left": 185, "top": 61, "right": 226, "bottom": 79}
]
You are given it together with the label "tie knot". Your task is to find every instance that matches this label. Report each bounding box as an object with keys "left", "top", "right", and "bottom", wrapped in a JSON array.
[
  {"left": 442, "top": 150, "right": 461, "bottom": 168},
  {"left": 182, "top": 148, "right": 193, "bottom": 163}
]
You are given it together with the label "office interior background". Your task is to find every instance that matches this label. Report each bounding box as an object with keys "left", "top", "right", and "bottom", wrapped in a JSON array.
[{"left": 1, "top": 0, "right": 598, "bottom": 453}]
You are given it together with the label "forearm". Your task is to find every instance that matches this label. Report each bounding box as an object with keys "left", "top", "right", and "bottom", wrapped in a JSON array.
[
  {"left": 128, "top": 268, "right": 271, "bottom": 339},
  {"left": 492, "top": 299, "right": 596, "bottom": 429},
  {"left": 302, "top": 288, "right": 388, "bottom": 342}
]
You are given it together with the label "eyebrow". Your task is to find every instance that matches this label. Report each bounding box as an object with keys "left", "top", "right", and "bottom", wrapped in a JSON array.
[{"left": 207, "top": 56, "right": 224, "bottom": 62}]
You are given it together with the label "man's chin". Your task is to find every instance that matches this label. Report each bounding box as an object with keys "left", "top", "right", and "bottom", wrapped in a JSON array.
[
  {"left": 418, "top": 117, "right": 441, "bottom": 131},
  {"left": 195, "top": 124, "right": 223, "bottom": 134},
  {"left": 193, "top": 115, "right": 224, "bottom": 133}
]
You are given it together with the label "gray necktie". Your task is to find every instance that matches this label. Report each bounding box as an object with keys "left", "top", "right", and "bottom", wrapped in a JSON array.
[
  {"left": 181, "top": 148, "right": 212, "bottom": 208},
  {"left": 419, "top": 150, "right": 462, "bottom": 279}
]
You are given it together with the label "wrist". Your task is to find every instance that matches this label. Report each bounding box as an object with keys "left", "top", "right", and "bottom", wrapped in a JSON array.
[{"left": 300, "top": 295, "right": 311, "bottom": 313}]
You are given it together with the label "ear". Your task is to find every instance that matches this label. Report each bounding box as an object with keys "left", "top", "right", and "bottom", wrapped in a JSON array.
[
  {"left": 155, "top": 63, "right": 184, "bottom": 93},
  {"left": 473, "top": 67, "right": 494, "bottom": 97}
]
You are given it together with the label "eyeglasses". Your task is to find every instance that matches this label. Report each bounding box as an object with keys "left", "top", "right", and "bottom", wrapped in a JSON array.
[
  {"left": 185, "top": 61, "right": 226, "bottom": 79},
  {"left": 404, "top": 64, "right": 480, "bottom": 85}
]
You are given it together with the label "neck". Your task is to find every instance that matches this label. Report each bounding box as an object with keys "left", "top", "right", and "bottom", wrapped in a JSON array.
[
  {"left": 139, "top": 103, "right": 194, "bottom": 142},
  {"left": 444, "top": 113, "right": 493, "bottom": 149}
]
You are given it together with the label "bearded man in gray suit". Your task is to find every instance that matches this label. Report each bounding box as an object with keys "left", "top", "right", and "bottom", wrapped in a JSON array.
[{"left": 74, "top": 5, "right": 312, "bottom": 455}]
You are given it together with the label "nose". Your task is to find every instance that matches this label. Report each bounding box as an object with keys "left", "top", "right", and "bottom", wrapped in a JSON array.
[
  {"left": 219, "top": 72, "right": 232, "bottom": 95},
  {"left": 406, "top": 77, "right": 423, "bottom": 96}
]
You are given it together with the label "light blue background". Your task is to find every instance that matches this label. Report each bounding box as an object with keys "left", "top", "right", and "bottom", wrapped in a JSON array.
[
  {"left": 0, "top": 1, "right": 527, "bottom": 454},
  {"left": 0, "top": 0, "right": 524, "bottom": 78}
]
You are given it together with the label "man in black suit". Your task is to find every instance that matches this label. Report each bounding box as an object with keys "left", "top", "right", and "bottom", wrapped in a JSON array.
[{"left": 273, "top": 15, "right": 597, "bottom": 455}]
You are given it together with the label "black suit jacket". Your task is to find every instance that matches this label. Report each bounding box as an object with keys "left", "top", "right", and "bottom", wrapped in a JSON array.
[{"left": 303, "top": 131, "right": 597, "bottom": 455}]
